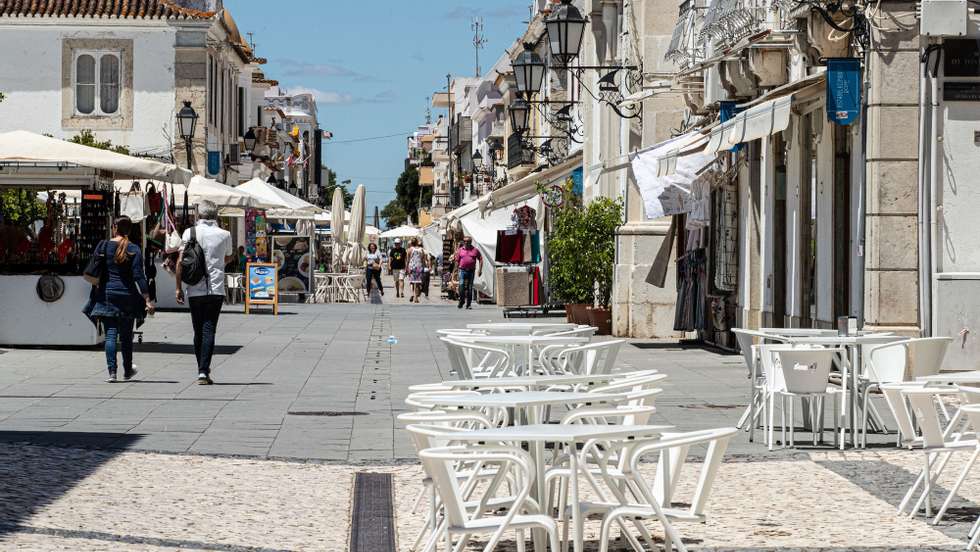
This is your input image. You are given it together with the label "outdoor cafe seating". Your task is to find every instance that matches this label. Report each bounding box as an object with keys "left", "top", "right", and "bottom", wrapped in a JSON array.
[{"left": 401, "top": 321, "right": 736, "bottom": 552}]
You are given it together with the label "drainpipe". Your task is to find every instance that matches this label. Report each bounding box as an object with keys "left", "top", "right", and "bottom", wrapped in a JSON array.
[
  {"left": 929, "top": 39, "right": 943, "bottom": 337},
  {"left": 917, "top": 43, "right": 933, "bottom": 336},
  {"left": 602, "top": 0, "right": 619, "bottom": 60}
]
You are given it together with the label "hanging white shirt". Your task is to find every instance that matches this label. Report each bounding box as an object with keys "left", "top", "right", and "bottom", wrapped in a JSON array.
[{"left": 181, "top": 219, "right": 233, "bottom": 298}]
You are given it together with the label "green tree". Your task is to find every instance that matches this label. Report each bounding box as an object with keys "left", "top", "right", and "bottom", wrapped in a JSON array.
[
  {"left": 394, "top": 165, "right": 432, "bottom": 218},
  {"left": 0, "top": 189, "right": 44, "bottom": 227},
  {"left": 319, "top": 167, "right": 353, "bottom": 209},
  {"left": 67, "top": 129, "right": 129, "bottom": 155},
  {"left": 380, "top": 200, "right": 408, "bottom": 228}
]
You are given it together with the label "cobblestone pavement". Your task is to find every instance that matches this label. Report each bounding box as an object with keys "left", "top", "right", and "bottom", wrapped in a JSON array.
[
  {"left": 0, "top": 280, "right": 974, "bottom": 550},
  {"left": 1, "top": 443, "right": 977, "bottom": 550}
]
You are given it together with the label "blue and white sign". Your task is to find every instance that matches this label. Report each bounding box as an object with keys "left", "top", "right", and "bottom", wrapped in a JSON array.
[
  {"left": 207, "top": 151, "right": 221, "bottom": 175},
  {"left": 718, "top": 101, "right": 744, "bottom": 152},
  {"left": 826, "top": 58, "right": 862, "bottom": 126}
]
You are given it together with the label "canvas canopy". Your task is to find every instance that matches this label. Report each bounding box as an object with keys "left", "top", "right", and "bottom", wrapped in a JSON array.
[
  {"left": 630, "top": 131, "right": 715, "bottom": 220},
  {"left": 236, "top": 177, "right": 322, "bottom": 219},
  {"left": 114, "top": 176, "right": 267, "bottom": 209},
  {"left": 379, "top": 225, "right": 422, "bottom": 239},
  {"left": 0, "top": 130, "right": 192, "bottom": 184}
]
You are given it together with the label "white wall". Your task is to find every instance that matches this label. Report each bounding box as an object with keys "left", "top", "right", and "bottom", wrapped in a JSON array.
[{"left": 0, "top": 21, "right": 177, "bottom": 155}]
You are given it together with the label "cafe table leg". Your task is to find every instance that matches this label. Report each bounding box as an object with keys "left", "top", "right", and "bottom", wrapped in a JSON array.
[
  {"left": 569, "top": 441, "right": 584, "bottom": 552},
  {"left": 840, "top": 351, "right": 849, "bottom": 450},
  {"left": 527, "top": 406, "right": 548, "bottom": 552},
  {"left": 851, "top": 346, "right": 861, "bottom": 448}
]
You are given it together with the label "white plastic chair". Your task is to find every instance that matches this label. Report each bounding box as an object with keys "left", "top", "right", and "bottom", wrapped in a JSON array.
[
  {"left": 440, "top": 337, "right": 513, "bottom": 379},
  {"left": 762, "top": 346, "right": 842, "bottom": 450},
  {"left": 419, "top": 444, "right": 560, "bottom": 552},
  {"left": 585, "top": 427, "right": 738, "bottom": 552},
  {"left": 731, "top": 329, "right": 789, "bottom": 440},
  {"left": 861, "top": 337, "right": 952, "bottom": 446},
  {"left": 879, "top": 384, "right": 977, "bottom": 520},
  {"left": 539, "top": 340, "right": 625, "bottom": 377}
]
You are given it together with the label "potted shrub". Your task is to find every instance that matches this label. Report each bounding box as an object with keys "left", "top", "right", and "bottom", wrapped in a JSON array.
[{"left": 547, "top": 197, "right": 623, "bottom": 332}]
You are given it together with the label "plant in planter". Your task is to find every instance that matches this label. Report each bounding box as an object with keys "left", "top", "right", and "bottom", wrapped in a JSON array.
[{"left": 547, "top": 196, "right": 623, "bottom": 331}]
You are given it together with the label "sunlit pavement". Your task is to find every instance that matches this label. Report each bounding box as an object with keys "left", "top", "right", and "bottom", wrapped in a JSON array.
[{"left": 0, "top": 286, "right": 976, "bottom": 550}]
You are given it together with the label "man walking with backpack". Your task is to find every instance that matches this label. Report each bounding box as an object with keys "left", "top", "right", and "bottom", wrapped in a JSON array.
[{"left": 176, "top": 201, "right": 234, "bottom": 385}]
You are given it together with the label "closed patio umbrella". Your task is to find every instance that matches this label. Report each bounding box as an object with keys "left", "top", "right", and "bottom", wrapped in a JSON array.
[
  {"left": 331, "top": 188, "right": 345, "bottom": 270},
  {"left": 347, "top": 185, "right": 366, "bottom": 267}
]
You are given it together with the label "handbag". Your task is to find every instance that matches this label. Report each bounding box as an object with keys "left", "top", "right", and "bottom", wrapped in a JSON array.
[
  {"left": 119, "top": 181, "right": 146, "bottom": 222},
  {"left": 83, "top": 240, "right": 108, "bottom": 286}
]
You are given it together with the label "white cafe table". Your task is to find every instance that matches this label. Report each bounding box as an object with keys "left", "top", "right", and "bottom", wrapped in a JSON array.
[
  {"left": 918, "top": 370, "right": 980, "bottom": 384},
  {"left": 423, "top": 391, "right": 626, "bottom": 551},
  {"left": 448, "top": 423, "right": 671, "bottom": 552},
  {"left": 466, "top": 322, "right": 578, "bottom": 335},
  {"left": 777, "top": 333, "right": 903, "bottom": 448},
  {"left": 444, "top": 372, "right": 623, "bottom": 392},
  {"left": 447, "top": 334, "right": 589, "bottom": 375}
]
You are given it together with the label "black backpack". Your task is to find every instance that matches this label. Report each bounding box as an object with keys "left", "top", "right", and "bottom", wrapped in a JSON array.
[{"left": 180, "top": 227, "right": 208, "bottom": 286}]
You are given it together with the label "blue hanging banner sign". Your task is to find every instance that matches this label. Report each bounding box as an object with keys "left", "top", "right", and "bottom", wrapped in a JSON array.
[
  {"left": 826, "top": 58, "right": 862, "bottom": 126},
  {"left": 570, "top": 167, "right": 583, "bottom": 197},
  {"left": 718, "top": 100, "right": 744, "bottom": 152},
  {"left": 207, "top": 151, "right": 221, "bottom": 176}
]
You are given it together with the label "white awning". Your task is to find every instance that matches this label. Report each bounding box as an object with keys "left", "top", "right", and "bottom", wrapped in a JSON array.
[
  {"left": 236, "top": 177, "right": 324, "bottom": 219},
  {"left": 704, "top": 77, "right": 826, "bottom": 154},
  {"left": 379, "top": 225, "right": 422, "bottom": 239},
  {"left": 630, "top": 131, "right": 716, "bottom": 220},
  {"left": 482, "top": 151, "right": 583, "bottom": 215},
  {"left": 0, "top": 130, "right": 192, "bottom": 184}
]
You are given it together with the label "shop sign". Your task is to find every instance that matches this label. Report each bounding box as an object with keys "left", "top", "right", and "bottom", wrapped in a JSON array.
[
  {"left": 570, "top": 167, "right": 583, "bottom": 197},
  {"left": 944, "top": 39, "right": 980, "bottom": 77},
  {"left": 718, "top": 101, "right": 743, "bottom": 152},
  {"left": 826, "top": 58, "right": 861, "bottom": 126},
  {"left": 943, "top": 81, "right": 980, "bottom": 101},
  {"left": 207, "top": 151, "right": 221, "bottom": 175}
]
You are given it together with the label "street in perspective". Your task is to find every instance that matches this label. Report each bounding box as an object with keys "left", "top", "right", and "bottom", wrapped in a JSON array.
[{"left": 2, "top": 0, "right": 980, "bottom": 551}]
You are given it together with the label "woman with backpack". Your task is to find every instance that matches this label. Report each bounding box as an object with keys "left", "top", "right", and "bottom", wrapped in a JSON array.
[{"left": 84, "top": 216, "right": 155, "bottom": 382}]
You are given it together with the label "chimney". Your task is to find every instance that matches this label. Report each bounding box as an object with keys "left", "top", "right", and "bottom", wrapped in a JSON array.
[{"left": 169, "top": 0, "right": 223, "bottom": 12}]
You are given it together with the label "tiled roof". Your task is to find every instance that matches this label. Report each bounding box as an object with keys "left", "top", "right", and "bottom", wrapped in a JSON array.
[{"left": 0, "top": 0, "right": 215, "bottom": 20}]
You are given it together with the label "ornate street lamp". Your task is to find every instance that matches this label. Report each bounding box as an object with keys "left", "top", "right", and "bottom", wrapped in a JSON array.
[
  {"left": 176, "top": 101, "right": 199, "bottom": 170},
  {"left": 546, "top": 0, "right": 587, "bottom": 68},
  {"left": 509, "top": 99, "right": 531, "bottom": 135},
  {"left": 471, "top": 149, "right": 483, "bottom": 169},
  {"left": 511, "top": 43, "right": 546, "bottom": 98},
  {"left": 243, "top": 127, "right": 257, "bottom": 152}
]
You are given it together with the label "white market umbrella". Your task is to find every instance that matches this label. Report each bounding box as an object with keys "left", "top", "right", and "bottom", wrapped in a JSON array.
[
  {"left": 331, "top": 188, "right": 346, "bottom": 270},
  {"left": 379, "top": 225, "right": 422, "bottom": 239},
  {"left": 0, "top": 130, "right": 192, "bottom": 184},
  {"left": 236, "top": 177, "right": 322, "bottom": 219},
  {"left": 347, "top": 185, "right": 366, "bottom": 266}
]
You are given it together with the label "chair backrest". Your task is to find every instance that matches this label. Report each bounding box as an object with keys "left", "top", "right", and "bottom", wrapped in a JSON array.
[
  {"left": 419, "top": 445, "right": 533, "bottom": 529},
  {"left": 960, "top": 404, "right": 980, "bottom": 438},
  {"left": 440, "top": 337, "right": 472, "bottom": 379},
  {"left": 402, "top": 417, "right": 488, "bottom": 453},
  {"left": 773, "top": 348, "right": 838, "bottom": 394},
  {"left": 879, "top": 383, "right": 921, "bottom": 447},
  {"left": 560, "top": 405, "right": 657, "bottom": 426},
  {"left": 903, "top": 388, "right": 948, "bottom": 448},
  {"left": 589, "top": 373, "right": 668, "bottom": 395},
  {"left": 627, "top": 427, "right": 737, "bottom": 518},
  {"left": 554, "top": 340, "right": 625, "bottom": 376},
  {"left": 867, "top": 337, "right": 953, "bottom": 382},
  {"left": 731, "top": 329, "right": 787, "bottom": 376},
  {"left": 450, "top": 339, "right": 513, "bottom": 378}
]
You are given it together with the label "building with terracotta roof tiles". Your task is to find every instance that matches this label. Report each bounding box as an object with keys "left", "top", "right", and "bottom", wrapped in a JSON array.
[{"left": 0, "top": 0, "right": 271, "bottom": 185}]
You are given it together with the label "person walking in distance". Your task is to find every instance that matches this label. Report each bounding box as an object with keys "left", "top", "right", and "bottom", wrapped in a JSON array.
[
  {"left": 453, "top": 236, "right": 483, "bottom": 309},
  {"left": 364, "top": 242, "right": 384, "bottom": 297},
  {"left": 175, "top": 201, "right": 234, "bottom": 385},
  {"left": 388, "top": 238, "right": 407, "bottom": 298},
  {"left": 406, "top": 237, "right": 429, "bottom": 303},
  {"left": 84, "top": 216, "right": 155, "bottom": 382}
]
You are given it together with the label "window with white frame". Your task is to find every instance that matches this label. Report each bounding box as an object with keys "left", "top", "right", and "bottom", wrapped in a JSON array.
[{"left": 74, "top": 51, "right": 121, "bottom": 116}]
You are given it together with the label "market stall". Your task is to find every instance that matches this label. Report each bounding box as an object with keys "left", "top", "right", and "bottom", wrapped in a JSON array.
[{"left": 0, "top": 130, "right": 191, "bottom": 346}]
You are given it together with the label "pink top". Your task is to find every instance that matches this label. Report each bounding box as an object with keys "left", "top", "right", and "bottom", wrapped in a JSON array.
[{"left": 457, "top": 245, "right": 482, "bottom": 271}]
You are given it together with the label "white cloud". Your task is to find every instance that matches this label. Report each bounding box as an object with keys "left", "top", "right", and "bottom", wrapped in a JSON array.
[{"left": 281, "top": 86, "right": 396, "bottom": 105}]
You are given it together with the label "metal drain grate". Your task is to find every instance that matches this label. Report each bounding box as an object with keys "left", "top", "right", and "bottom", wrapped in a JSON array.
[
  {"left": 287, "top": 411, "right": 369, "bottom": 417},
  {"left": 349, "top": 472, "right": 396, "bottom": 552}
]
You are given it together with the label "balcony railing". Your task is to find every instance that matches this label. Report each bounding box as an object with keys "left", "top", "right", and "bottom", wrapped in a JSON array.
[{"left": 700, "top": 0, "right": 765, "bottom": 50}]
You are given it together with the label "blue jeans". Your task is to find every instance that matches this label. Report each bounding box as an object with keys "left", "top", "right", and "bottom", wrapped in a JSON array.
[
  {"left": 458, "top": 269, "right": 475, "bottom": 308},
  {"left": 103, "top": 317, "right": 135, "bottom": 375},
  {"left": 189, "top": 295, "right": 224, "bottom": 375}
]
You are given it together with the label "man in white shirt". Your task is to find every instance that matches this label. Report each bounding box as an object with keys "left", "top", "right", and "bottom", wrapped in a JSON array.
[{"left": 176, "top": 200, "right": 234, "bottom": 385}]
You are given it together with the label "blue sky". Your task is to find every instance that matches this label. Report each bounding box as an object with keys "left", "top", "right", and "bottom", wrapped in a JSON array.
[{"left": 226, "top": 0, "right": 533, "bottom": 219}]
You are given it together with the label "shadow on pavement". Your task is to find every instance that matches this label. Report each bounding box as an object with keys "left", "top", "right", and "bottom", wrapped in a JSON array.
[
  {"left": 0, "top": 432, "right": 144, "bottom": 537},
  {"left": 134, "top": 343, "right": 242, "bottom": 355},
  {"left": 631, "top": 340, "right": 738, "bottom": 356},
  {"left": 816, "top": 457, "right": 979, "bottom": 543}
]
